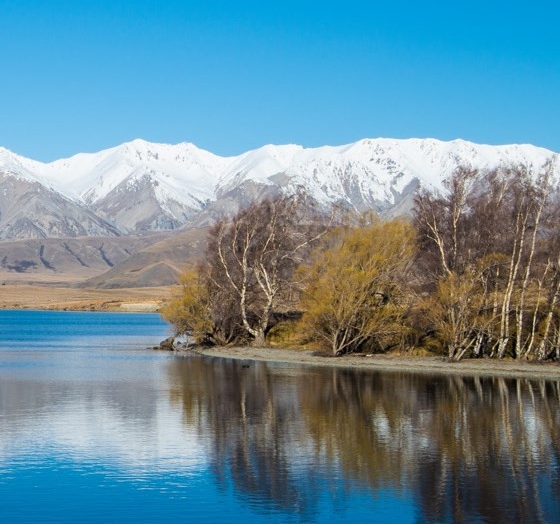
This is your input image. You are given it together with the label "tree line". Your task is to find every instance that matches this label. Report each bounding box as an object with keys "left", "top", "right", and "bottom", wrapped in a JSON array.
[{"left": 163, "top": 163, "right": 560, "bottom": 361}]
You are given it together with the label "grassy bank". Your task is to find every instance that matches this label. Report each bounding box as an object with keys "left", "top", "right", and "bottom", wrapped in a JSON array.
[{"left": 0, "top": 284, "right": 174, "bottom": 312}]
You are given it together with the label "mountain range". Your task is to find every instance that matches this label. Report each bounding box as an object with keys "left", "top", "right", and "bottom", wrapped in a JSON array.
[
  {"left": 1, "top": 138, "right": 558, "bottom": 287},
  {"left": 2, "top": 138, "right": 558, "bottom": 240}
]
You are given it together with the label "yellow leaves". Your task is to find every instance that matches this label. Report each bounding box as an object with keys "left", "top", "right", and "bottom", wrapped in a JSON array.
[
  {"left": 420, "top": 269, "right": 491, "bottom": 359},
  {"left": 297, "top": 218, "right": 416, "bottom": 354},
  {"left": 161, "top": 268, "right": 213, "bottom": 339}
]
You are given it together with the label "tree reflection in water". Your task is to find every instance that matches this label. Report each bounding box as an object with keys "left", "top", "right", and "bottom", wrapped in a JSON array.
[{"left": 168, "top": 355, "right": 560, "bottom": 523}]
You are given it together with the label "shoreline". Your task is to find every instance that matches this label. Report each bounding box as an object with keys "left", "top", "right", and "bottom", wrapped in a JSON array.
[{"left": 187, "top": 346, "right": 560, "bottom": 380}]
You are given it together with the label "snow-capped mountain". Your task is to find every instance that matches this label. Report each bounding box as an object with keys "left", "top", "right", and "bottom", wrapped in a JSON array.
[
  {"left": 0, "top": 138, "right": 558, "bottom": 240},
  {"left": 0, "top": 171, "right": 120, "bottom": 240}
]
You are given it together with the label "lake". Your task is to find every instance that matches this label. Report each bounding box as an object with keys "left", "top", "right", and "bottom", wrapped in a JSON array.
[{"left": 0, "top": 310, "right": 558, "bottom": 523}]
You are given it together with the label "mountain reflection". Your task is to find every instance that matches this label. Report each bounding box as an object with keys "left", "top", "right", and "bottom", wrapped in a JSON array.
[
  {"left": 169, "top": 355, "right": 560, "bottom": 523},
  {"left": 0, "top": 376, "right": 204, "bottom": 472}
]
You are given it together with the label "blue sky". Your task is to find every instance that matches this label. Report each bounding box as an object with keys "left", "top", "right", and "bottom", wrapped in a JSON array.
[{"left": 1, "top": 0, "right": 559, "bottom": 161}]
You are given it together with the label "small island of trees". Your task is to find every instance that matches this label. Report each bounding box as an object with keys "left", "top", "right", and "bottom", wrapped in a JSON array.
[{"left": 163, "top": 163, "right": 560, "bottom": 361}]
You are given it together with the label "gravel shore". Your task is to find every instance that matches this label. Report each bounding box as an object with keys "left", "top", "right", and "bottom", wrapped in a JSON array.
[{"left": 188, "top": 346, "right": 560, "bottom": 380}]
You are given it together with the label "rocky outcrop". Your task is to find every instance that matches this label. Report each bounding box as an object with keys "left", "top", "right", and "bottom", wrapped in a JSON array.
[{"left": 156, "top": 336, "right": 175, "bottom": 351}]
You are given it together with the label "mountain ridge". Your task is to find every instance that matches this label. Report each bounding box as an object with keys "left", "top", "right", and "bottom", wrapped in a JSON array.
[{"left": 0, "top": 137, "right": 558, "bottom": 241}]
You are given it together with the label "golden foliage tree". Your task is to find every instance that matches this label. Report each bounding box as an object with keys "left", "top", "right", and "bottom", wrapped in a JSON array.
[
  {"left": 161, "top": 268, "right": 215, "bottom": 345},
  {"left": 420, "top": 270, "right": 487, "bottom": 360},
  {"left": 298, "top": 218, "right": 416, "bottom": 355}
]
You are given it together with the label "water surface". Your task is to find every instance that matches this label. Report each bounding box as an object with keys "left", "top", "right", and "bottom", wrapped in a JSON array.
[{"left": 0, "top": 310, "right": 558, "bottom": 523}]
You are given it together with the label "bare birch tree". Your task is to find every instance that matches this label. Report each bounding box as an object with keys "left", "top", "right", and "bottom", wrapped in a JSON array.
[
  {"left": 414, "top": 164, "right": 560, "bottom": 360},
  {"left": 206, "top": 194, "right": 327, "bottom": 346}
]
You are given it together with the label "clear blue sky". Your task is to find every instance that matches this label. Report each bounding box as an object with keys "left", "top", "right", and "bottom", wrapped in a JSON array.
[{"left": 1, "top": 0, "right": 559, "bottom": 161}]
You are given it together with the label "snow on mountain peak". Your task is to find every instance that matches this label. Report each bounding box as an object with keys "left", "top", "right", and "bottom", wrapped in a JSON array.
[
  {"left": 0, "top": 147, "right": 59, "bottom": 189},
  {"left": 1, "top": 137, "right": 558, "bottom": 235},
  {"left": 25, "top": 139, "right": 227, "bottom": 207}
]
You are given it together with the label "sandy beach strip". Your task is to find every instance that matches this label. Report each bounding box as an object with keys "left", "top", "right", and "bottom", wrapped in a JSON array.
[{"left": 187, "top": 346, "right": 560, "bottom": 380}]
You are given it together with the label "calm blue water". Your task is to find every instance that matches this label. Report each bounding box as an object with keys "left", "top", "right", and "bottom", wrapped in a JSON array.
[{"left": 0, "top": 310, "right": 559, "bottom": 523}]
